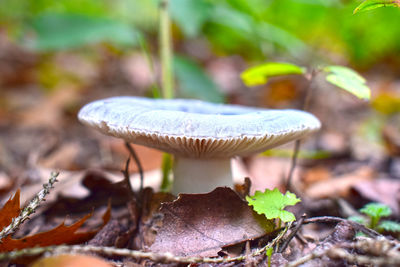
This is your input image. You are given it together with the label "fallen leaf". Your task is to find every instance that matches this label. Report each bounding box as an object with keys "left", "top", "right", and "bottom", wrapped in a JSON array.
[
  {"left": 38, "top": 142, "right": 80, "bottom": 170},
  {"left": 150, "top": 187, "right": 273, "bottom": 257},
  {"left": 0, "top": 191, "right": 110, "bottom": 252},
  {"left": 32, "top": 254, "right": 112, "bottom": 267},
  {"left": 0, "top": 190, "right": 20, "bottom": 229},
  {"left": 107, "top": 140, "right": 163, "bottom": 173},
  {"left": 17, "top": 86, "right": 79, "bottom": 128},
  {"left": 247, "top": 156, "right": 300, "bottom": 193},
  {"left": 301, "top": 166, "right": 331, "bottom": 188},
  {"left": 383, "top": 124, "right": 400, "bottom": 156},
  {"left": 305, "top": 166, "right": 374, "bottom": 199},
  {"left": 352, "top": 178, "right": 400, "bottom": 215}
]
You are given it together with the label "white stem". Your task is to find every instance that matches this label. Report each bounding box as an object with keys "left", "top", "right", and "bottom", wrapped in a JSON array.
[{"left": 172, "top": 157, "right": 233, "bottom": 194}]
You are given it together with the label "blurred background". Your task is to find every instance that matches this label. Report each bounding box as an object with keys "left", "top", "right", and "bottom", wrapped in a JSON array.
[{"left": 1, "top": 0, "right": 400, "bottom": 210}]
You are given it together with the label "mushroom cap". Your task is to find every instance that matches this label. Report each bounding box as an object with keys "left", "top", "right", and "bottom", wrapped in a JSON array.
[{"left": 78, "top": 96, "right": 321, "bottom": 158}]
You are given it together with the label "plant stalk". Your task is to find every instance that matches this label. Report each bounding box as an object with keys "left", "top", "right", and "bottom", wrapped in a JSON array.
[
  {"left": 159, "top": 0, "right": 174, "bottom": 191},
  {"left": 159, "top": 0, "right": 174, "bottom": 99}
]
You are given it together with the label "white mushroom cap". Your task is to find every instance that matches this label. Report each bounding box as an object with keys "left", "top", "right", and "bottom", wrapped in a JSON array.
[{"left": 78, "top": 96, "right": 321, "bottom": 159}]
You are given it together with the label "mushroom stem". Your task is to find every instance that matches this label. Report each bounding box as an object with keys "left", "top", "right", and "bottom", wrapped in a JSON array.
[{"left": 172, "top": 157, "right": 233, "bottom": 194}]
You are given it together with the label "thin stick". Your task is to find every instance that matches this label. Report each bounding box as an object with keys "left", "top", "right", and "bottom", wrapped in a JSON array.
[
  {"left": 285, "top": 69, "right": 318, "bottom": 190},
  {"left": 285, "top": 140, "right": 301, "bottom": 191},
  {"left": 278, "top": 214, "right": 306, "bottom": 253},
  {"left": 300, "top": 216, "right": 381, "bottom": 238},
  {"left": 0, "top": 224, "right": 291, "bottom": 264},
  {"left": 0, "top": 172, "right": 59, "bottom": 241},
  {"left": 125, "top": 142, "right": 144, "bottom": 193},
  {"left": 285, "top": 238, "right": 400, "bottom": 267}
]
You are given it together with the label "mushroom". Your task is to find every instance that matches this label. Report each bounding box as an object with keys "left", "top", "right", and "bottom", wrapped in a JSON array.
[{"left": 78, "top": 96, "right": 320, "bottom": 194}]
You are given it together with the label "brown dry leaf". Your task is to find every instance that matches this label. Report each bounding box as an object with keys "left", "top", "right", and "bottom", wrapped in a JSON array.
[
  {"left": 305, "top": 166, "right": 374, "bottom": 199},
  {"left": 383, "top": 124, "right": 400, "bottom": 156},
  {"left": 0, "top": 190, "right": 20, "bottom": 229},
  {"left": 38, "top": 142, "right": 80, "bottom": 170},
  {"left": 261, "top": 78, "right": 301, "bottom": 108},
  {"left": 32, "top": 254, "right": 112, "bottom": 267},
  {"left": 17, "top": 87, "right": 79, "bottom": 128},
  {"left": 247, "top": 156, "right": 300, "bottom": 193},
  {"left": 137, "top": 189, "right": 176, "bottom": 248},
  {"left": 149, "top": 187, "right": 273, "bottom": 257},
  {"left": 107, "top": 141, "right": 163, "bottom": 173},
  {"left": 352, "top": 179, "right": 400, "bottom": 215},
  {"left": 301, "top": 166, "right": 331, "bottom": 188},
  {"left": 0, "top": 197, "right": 110, "bottom": 252}
]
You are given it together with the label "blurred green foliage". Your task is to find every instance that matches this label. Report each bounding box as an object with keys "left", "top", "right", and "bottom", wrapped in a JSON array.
[
  {"left": 0, "top": 0, "right": 399, "bottom": 100},
  {"left": 174, "top": 55, "right": 224, "bottom": 102},
  {"left": 1, "top": 0, "right": 399, "bottom": 63}
]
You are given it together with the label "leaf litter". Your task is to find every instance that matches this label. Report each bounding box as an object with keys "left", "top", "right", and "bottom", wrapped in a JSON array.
[
  {"left": 1, "top": 31, "right": 400, "bottom": 266},
  {"left": 150, "top": 187, "right": 275, "bottom": 257}
]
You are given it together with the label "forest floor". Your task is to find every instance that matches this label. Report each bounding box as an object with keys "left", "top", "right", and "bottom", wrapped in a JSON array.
[{"left": 1, "top": 36, "right": 400, "bottom": 266}]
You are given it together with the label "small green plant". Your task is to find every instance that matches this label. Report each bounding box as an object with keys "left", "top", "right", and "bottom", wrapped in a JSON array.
[
  {"left": 246, "top": 188, "right": 301, "bottom": 227},
  {"left": 266, "top": 246, "right": 273, "bottom": 267},
  {"left": 241, "top": 62, "right": 371, "bottom": 101},
  {"left": 349, "top": 202, "right": 400, "bottom": 233}
]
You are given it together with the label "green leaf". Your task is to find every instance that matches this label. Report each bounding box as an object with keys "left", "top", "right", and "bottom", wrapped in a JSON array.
[
  {"left": 360, "top": 203, "right": 392, "bottom": 219},
  {"left": 323, "top": 65, "right": 371, "bottom": 100},
  {"left": 353, "top": 0, "right": 400, "bottom": 14},
  {"left": 241, "top": 62, "right": 306, "bottom": 87},
  {"left": 348, "top": 215, "right": 367, "bottom": 225},
  {"left": 377, "top": 220, "right": 400, "bottom": 232},
  {"left": 246, "top": 188, "right": 301, "bottom": 222},
  {"left": 170, "top": 0, "right": 211, "bottom": 37},
  {"left": 30, "top": 13, "right": 139, "bottom": 51},
  {"left": 174, "top": 55, "right": 225, "bottom": 103}
]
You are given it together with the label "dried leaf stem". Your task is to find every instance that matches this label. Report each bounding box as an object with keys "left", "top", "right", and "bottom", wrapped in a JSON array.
[
  {"left": 124, "top": 142, "right": 143, "bottom": 193},
  {"left": 0, "top": 172, "right": 59, "bottom": 241},
  {"left": 286, "top": 69, "right": 318, "bottom": 191}
]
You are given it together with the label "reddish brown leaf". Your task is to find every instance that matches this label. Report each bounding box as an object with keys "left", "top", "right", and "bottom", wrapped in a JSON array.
[
  {"left": 150, "top": 187, "right": 274, "bottom": 257},
  {"left": 352, "top": 179, "right": 400, "bottom": 215},
  {"left": 0, "top": 204, "right": 111, "bottom": 252},
  {"left": 32, "top": 254, "right": 112, "bottom": 267},
  {"left": 305, "top": 166, "right": 374, "bottom": 199},
  {"left": 0, "top": 190, "right": 21, "bottom": 230}
]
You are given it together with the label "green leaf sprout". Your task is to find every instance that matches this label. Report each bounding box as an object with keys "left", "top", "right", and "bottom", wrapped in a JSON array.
[
  {"left": 323, "top": 65, "right": 371, "bottom": 100},
  {"left": 241, "top": 62, "right": 306, "bottom": 87},
  {"left": 360, "top": 202, "right": 392, "bottom": 229},
  {"left": 377, "top": 220, "right": 400, "bottom": 233},
  {"left": 246, "top": 188, "right": 301, "bottom": 223}
]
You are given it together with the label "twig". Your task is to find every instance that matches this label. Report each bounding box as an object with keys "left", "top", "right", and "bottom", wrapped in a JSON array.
[
  {"left": 0, "top": 172, "right": 59, "bottom": 241},
  {"left": 285, "top": 237, "right": 400, "bottom": 267},
  {"left": 278, "top": 214, "right": 306, "bottom": 253},
  {"left": 286, "top": 69, "right": 318, "bottom": 190},
  {"left": 300, "top": 216, "right": 381, "bottom": 238},
  {"left": 284, "top": 248, "right": 327, "bottom": 267},
  {"left": 125, "top": 142, "right": 144, "bottom": 193},
  {"left": 121, "top": 156, "right": 135, "bottom": 200},
  {"left": 285, "top": 140, "right": 301, "bottom": 191},
  {"left": 0, "top": 223, "right": 292, "bottom": 264}
]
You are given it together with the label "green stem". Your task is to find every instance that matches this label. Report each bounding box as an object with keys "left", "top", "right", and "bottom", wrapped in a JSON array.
[
  {"left": 370, "top": 216, "right": 379, "bottom": 230},
  {"left": 160, "top": 153, "right": 173, "bottom": 192},
  {"left": 159, "top": 0, "right": 174, "bottom": 99},
  {"left": 159, "top": 0, "right": 174, "bottom": 191}
]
